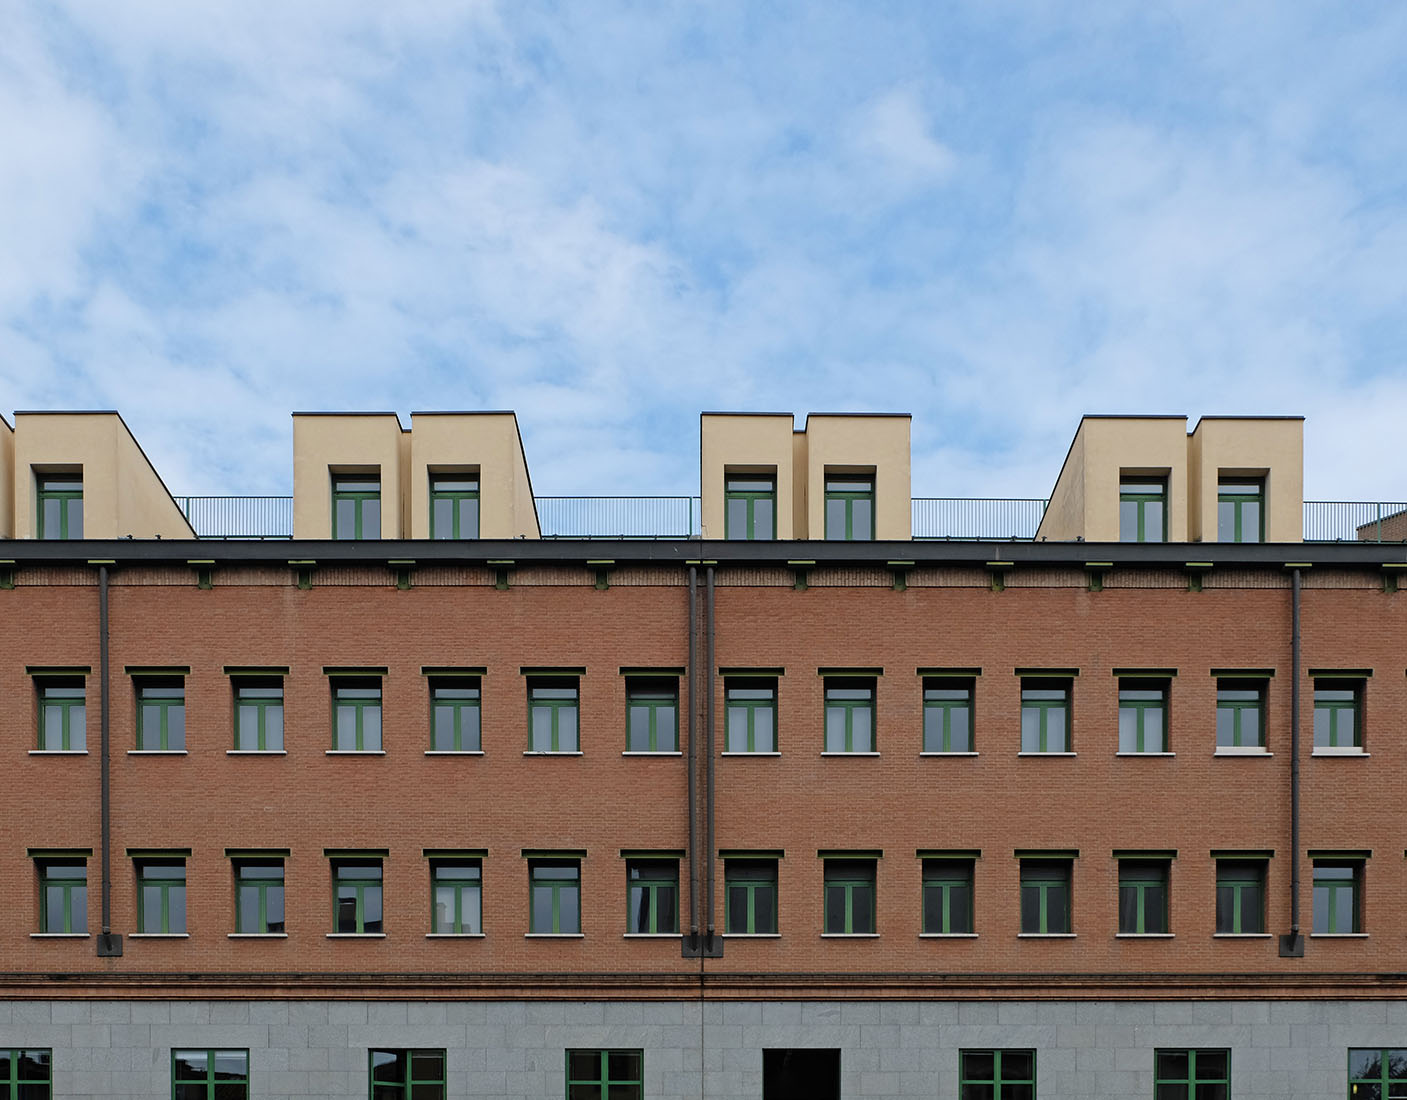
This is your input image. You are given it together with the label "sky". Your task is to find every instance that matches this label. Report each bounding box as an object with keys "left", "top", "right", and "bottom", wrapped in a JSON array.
[{"left": 1, "top": 1, "right": 1405, "bottom": 501}]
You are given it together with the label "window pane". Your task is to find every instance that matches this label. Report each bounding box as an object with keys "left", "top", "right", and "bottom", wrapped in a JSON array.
[
  {"left": 825, "top": 708, "right": 845, "bottom": 752},
  {"left": 1020, "top": 886, "right": 1040, "bottom": 932},
  {"left": 726, "top": 706, "right": 746, "bottom": 751},
  {"left": 1020, "top": 708, "right": 1040, "bottom": 752},
  {"left": 141, "top": 885, "right": 162, "bottom": 931},
  {"left": 1217, "top": 499, "right": 1234, "bottom": 541},
  {"left": 568, "top": 1050, "right": 599, "bottom": 1081},
  {"left": 610, "top": 1051, "right": 642, "bottom": 1081},
  {"left": 948, "top": 707, "right": 970, "bottom": 751},
  {"left": 1118, "top": 886, "right": 1139, "bottom": 933},
  {"left": 753, "top": 706, "right": 774, "bottom": 752},
  {"left": 726, "top": 497, "right": 746, "bottom": 537},
  {"left": 1144, "top": 707, "right": 1163, "bottom": 752},
  {"left": 532, "top": 884, "right": 554, "bottom": 931},
  {"left": 755, "top": 498, "right": 773, "bottom": 540},
  {"left": 266, "top": 885, "right": 284, "bottom": 931},
  {"left": 1118, "top": 707, "right": 1137, "bottom": 752},
  {"left": 432, "top": 497, "right": 453, "bottom": 538},
  {"left": 1119, "top": 499, "right": 1137, "bottom": 541},
  {"left": 364, "top": 886, "right": 383, "bottom": 932},
  {"left": 825, "top": 497, "right": 846, "bottom": 539},
  {"left": 852, "top": 497, "right": 872, "bottom": 540},
  {"left": 213, "top": 1050, "right": 248, "bottom": 1077},
  {"left": 42, "top": 706, "right": 61, "bottom": 750},
  {"left": 363, "top": 497, "right": 380, "bottom": 537},
  {"left": 852, "top": 707, "right": 872, "bottom": 751},
  {"left": 949, "top": 883, "right": 973, "bottom": 933},
  {"left": 335, "top": 497, "right": 355, "bottom": 537},
  {"left": 335, "top": 706, "right": 356, "bottom": 749},
  {"left": 825, "top": 885, "right": 846, "bottom": 932},
  {"left": 754, "top": 884, "right": 776, "bottom": 933},
  {"left": 1047, "top": 707, "right": 1066, "bottom": 750},
  {"left": 173, "top": 1051, "right": 207, "bottom": 1080},
  {"left": 363, "top": 705, "right": 382, "bottom": 751},
  {"left": 42, "top": 496, "right": 61, "bottom": 537},
  {"left": 559, "top": 706, "right": 578, "bottom": 751},
  {"left": 1216, "top": 707, "right": 1234, "bottom": 747},
  {"left": 1242, "top": 500, "right": 1260, "bottom": 542},
  {"left": 1045, "top": 884, "right": 1068, "bottom": 932},
  {"left": 336, "top": 890, "right": 358, "bottom": 933},
  {"left": 628, "top": 707, "right": 651, "bottom": 752},
  {"left": 851, "top": 885, "right": 874, "bottom": 933},
  {"left": 433, "top": 707, "right": 455, "bottom": 751},
  {"left": 238, "top": 885, "right": 260, "bottom": 931},
  {"left": 166, "top": 703, "right": 186, "bottom": 750},
  {"left": 411, "top": 1049, "right": 445, "bottom": 1079},
  {"left": 1145, "top": 884, "right": 1167, "bottom": 933},
  {"left": 1194, "top": 1086, "right": 1227, "bottom": 1100},
  {"left": 531, "top": 707, "right": 553, "bottom": 751},
  {"left": 962, "top": 1051, "right": 995, "bottom": 1080},
  {"left": 1335, "top": 885, "right": 1354, "bottom": 932},
  {"left": 559, "top": 884, "right": 580, "bottom": 932}
]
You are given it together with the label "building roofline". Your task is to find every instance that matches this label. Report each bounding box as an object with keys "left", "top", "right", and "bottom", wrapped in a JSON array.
[
  {"left": 1078, "top": 414, "right": 1189, "bottom": 421},
  {"left": 15, "top": 409, "right": 123, "bottom": 416},
  {"left": 409, "top": 411, "right": 519, "bottom": 417},
  {"left": 700, "top": 411, "right": 795, "bottom": 418},
  {"left": 0, "top": 410, "right": 10, "bottom": 430},
  {"left": 1193, "top": 415, "right": 1306, "bottom": 423},
  {"left": 804, "top": 412, "right": 912, "bottom": 419},
  {"left": 291, "top": 411, "right": 402, "bottom": 417}
]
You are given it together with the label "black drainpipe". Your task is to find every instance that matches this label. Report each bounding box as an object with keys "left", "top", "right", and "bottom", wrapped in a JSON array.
[
  {"left": 704, "top": 565, "right": 718, "bottom": 952},
  {"left": 96, "top": 565, "right": 122, "bottom": 957},
  {"left": 1280, "top": 567, "right": 1304, "bottom": 958},
  {"left": 686, "top": 566, "right": 699, "bottom": 953}
]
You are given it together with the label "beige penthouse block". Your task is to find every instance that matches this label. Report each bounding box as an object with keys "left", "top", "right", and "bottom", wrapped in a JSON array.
[
  {"left": 11, "top": 411, "right": 194, "bottom": 540},
  {"left": 700, "top": 414, "right": 797, "bottom": 539},
  {"left": 292, "top": 413, "right": 406, "bottom": 539},
  {"left": 407, "top": 412, "right": 540, "bottom": 539},
  {"left": 1189, "top": 416, "right": 1303, "bottom": 543},
  {"left": 0, "top": 414, "right": 12, "bottom": 538},
  {"left": 801, "top": 414, "right": 911, "bottom": 540}
]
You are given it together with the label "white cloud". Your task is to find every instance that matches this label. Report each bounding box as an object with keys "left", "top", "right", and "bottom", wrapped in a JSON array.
[{"left": 852, "top": 88, "right": 957, "bottom": 184}]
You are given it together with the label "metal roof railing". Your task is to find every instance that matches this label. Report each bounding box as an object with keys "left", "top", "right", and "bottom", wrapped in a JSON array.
[
  {"left": 175, "top": 496, "right": 294, "bottom": 539},
  {"left": 535, "top": 496, "right": 700, "bottom": 539},
  {"left": 1304, "top": 501, "right": 1407, "bottom": 543},
  {"left": 912, "top": 497, "right": 1048, "bottom": 540}
]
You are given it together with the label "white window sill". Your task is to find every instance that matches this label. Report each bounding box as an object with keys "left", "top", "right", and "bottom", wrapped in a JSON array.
[
  {"left": 127, "top": 750, "right": 187, "bottom": 755},
  {"left": 722, "top": 932, "right": 781, "bottom": 938},
  {"left": 1310, "top": 932, "right": 1368, "bottom": 938},
  {"left": 1017, "top": 751, "right": 1076, "bottom": 757},
  {"left": 525, "top": 932, "right": 585, "bottom": 938},
  {"left": 919, "top": 751, "right": 978, "bottom": 757},
  {"left": 28, "top": 749, "right": 88, "bottom": 755},
  {"left": 722, "top": 751, "right": 781, "bottom": 756},
  {"left": 821, "top": 751, "right": 881, "bottom": 757},
  {"left": 30, "top": 932, "right": 89, "bottom": 939},
  {"left": 129, "top": 932, "right": 190, "bottom": 939},
  {"left": 1115, "top": 933, "right": 1175, "bottom": 939},
  {"left": 227, "top": 749, "right": 287, "bottom": 755},
  {"left": 425, "top": 750, "right": 484, "bottom": 756},
  {"left": 522, "top": 750, "right": 584, "bottom": 756},
  {"left": 622, "top": 751, "right": 683, "bottom": 756},
  {"left": 820, "top": 933, "right": 879, "bottom": 938},
  {"left": 326, "top": 932, "right": 387, "bottom": 939},
  {"left": 1215, "top": 747, "right": 1272, "bottom": 756},
  {"left": 1017, "top": 933, "right": 1076, "bottom": 938},
  {"left": 919, "top": 932, "right": 978, "bottom": 939},
  {"left": 1116, "top": 752, "right": 1175, "bottom": 757},
  {"left": 228, "top": 933, "right": 287, "bottom": 939},
  {"left": 624, "top": 933, "right": 681, "bottom": 938},
  {"left": 1212, "top": 933, "right": 1272, "bottom": 939},
  {"left": 426, "top": 932, "right": 484, "bottom": 938},
  {"left": 1312, "top": 748, "right": 1367, "bottom": 757},
  {"left": 325, "top": 750, "right": 386, "bottom": 755}
]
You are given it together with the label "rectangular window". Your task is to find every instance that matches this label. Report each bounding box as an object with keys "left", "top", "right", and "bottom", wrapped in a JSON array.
[
  {"left": 626, "top": 678, "right": 678, "bottom": 752},
  {"left": 233, "top": 678, "right": 283, "bottom": 752},
  {"left": 233, "top": 859, "right": 285, "bottom": 934},
  {"left": 0, "top": 1049, "right": 51, "bottom": 1098},
  {"left": 824, "top": 476, "right": 874, "bottom": 541},
  {"left": 172, "top": 1049, "right": 249, "bottom": 1100},
  {"left": 921, "top": 859, "right": 974, "bottom": 935},
  {"left": 136, "top": 859, "right": 187, "bottom": 935},
  {"left": 1155, "top": 1049, "right": 1229, "bottom": 1100},
  {"left": 725, "top": 679, "right": 777, "bottom": 753},
  {"left": 431, "top": 860, "right": 481, "bottom": 935},
  {"left": 430, "top": 678, "right": 480, "bottom": 752},
  {"left": 1312, "top": 860, "right": 1362, "bottom": 934},
  {"left": 331, "top": 475, "right": 380, "bottom": 540},
  {"left": 627, "top": 860, "right": 679, "bottom": 934},
  {"left": 37, "top": 677, "right": 85, "bottom": 752},
  {"left": 333, "top": 678, "right": 382, "bottom": 752},
  {"left": 36, "top": 473, "right": 82, "bottom": 539},
  {"left": 725, "top": 859, "right": 778, "bottom": 935},
  {"left": 959, "top": 1049, "right": 1035, "bottom": 1100},
  {"left": 762, "top": 1049, "right": 840, "bottom": 1100},
  {"left": 1215, "top": 860, "right": 1266, "bottom": 934},
  {"left": 1217, "top": 478, "right": 1264, "bottom": 543},
  {"left": 333, "top": 860, "right": 384, "bottom": 934},
  {"left": 1118, "top": 681, "right": 1167, "bottom": 753},
  {"left": 1118, "top": 860, "right": 1169, "bottom": 935},
  {"left": 822, "top": 859, "right": 876, "bottom": 935},
  {"left": 1349, "top": 1049, "right": 1407, "bottom": 1100},
  {"left": 136, "top": 677, "right": 185, "bottom": 751},
  {"left": 565, "top": 1050, "right": 642, "bottom": 1100},
  {"left": 823, "top": 678, "right": 874, "bottom": 753},
  {"left": 1314, "top": 679, "right": 1362, "bottom": 750},
  {"left": 1020, "top": 859, "right": 1071, "bottom": 934},
  {"left": 923, "top": 677, "right": 972, "bottom": 753},
  {"left": 528, "top": 678, "right": 579, "bottom": 752},
  {"left": 1020, "top": 679, "right": 1070, "bottom": 752},
  {"left": 369, "top": 1049, "right": 446, "bottom": 1100},
  {"left": 529, "top": 860, "right": 581, "bottom": 934},
  {"left": 37, "top": 859, "right": 86, "bottom": 934},
  {"left": 429, "top": 474, "right": 479, "bottom": 539},
  {"left": 725, "top": 476, "right": 775, "bottom": 540},
  {"left": 1119, "top": 478, "right": 1167, "bottom": 543},
  {"left": 1216, "top": 681, "right": 1265, "bottom": 749}
]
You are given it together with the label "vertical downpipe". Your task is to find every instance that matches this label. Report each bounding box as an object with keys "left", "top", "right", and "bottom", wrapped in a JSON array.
[
  {"left": 705, "top": 566, "right": 717, "bottom": 946},
  {"left": 97, "top": 566, "right": 121, "bottom": 956},
  {"left": 1281, "top": 567, "right": 1304, "bottom": 957},
  {"left": 686, "top": 566, "right": 699, "bottom": 949}
]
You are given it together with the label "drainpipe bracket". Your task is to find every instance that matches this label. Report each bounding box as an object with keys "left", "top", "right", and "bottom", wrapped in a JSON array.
[
  {"left": 96, "top": 933, "right": 123, "bottom": 957},
  {"left": 1278, "top": 932, "right": 1304, "bottom": 958}
]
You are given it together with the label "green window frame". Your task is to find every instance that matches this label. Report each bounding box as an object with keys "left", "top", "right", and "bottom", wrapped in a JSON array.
[
  {"left": 824, "top": 476, "right": 875, "bottom": 541},
  {"left": 626, "top": 678, "right": 678, "bottom": 752},
  {"left": 1155, "top": 1048, "right": 1229, "bottom": 1100},
  {"left": 369, "top": 1049, "right": 446, "bottom": 1100},
  {"left": 1119, "top": 478, "right": 1167, "bottom": 542},
  {"left": 37, "top": 859, "right": 86, "bottom": 935},
  {"left": 37, "top": 678, "right": 85, "bottom": 752},
  {"left": 429, "top": 474, "right": 479, "bottom": 539},
  {"left": 333, "top": 861, "right": 383, "bottom": 934},
  {"left": 1216, "top": 682, "right": 1265, "bottom": 749},
  {"left": 1020, "top": 679, "right": 1070, "bottom": 753},
  {"left": 959, "top": 1049, "right": 1035, "bottom": 1100},
  {"left": 1020, "top": 859, "right": 1071, "bottom": 934},
  {"left": 725, "top": 475, "right": 776, "bottom": 540},
  {"left": 725, "top": 679, "right": 777, "bottom": 753},
  {"left": 233, "top": 678, "right": 283, "bottom": 751},
  {"left": 824, "top": 679, "right": 875, "bottom": 752},
  {"left": 1215, "top": 860, "right": 1265, "bottom": 934},
  {"left": 529, "top": 860, "right": 581, "bottom": 934},
  {"left": 1118, "top": 860, "right": 1169, "bottom": 935},
  {"left": 822, "top": 858, "right": 876, "bottom": 935},
  {"left": 172, "top": 1049, "right": 249, "bottom": 1100},
  {"left": 0, "top": 1049, "right": 51, "bottom": 1098},
  {"left": 136, "top": 677, "right": 186, "bottom": 751},
  {"left": 528, "top": 678, "right": 579, "bottom": 752},
  {"left": 36, "top": 474, "right": 82, "bottom": 539},
  {"left": 430, "top": 678, "right": 481, "bottom": 752},
  {"left": 1314, "top": 680, "right": 1362, "bottom": 750},
  {"left": 724, "top": 859, "right": 778, "bottom": 935},
  {"left": 137, "top": 859, "right": 187, "bottom": 935},
  {"left": 331, "top": 475, "right": 380, "bottom": 540},
  {"left": 1349, "top": 1049, "right": 1407, "bottom": 1099},
  {"left": 233, "top": 860, "right": 285, "bottom": 934},
  {"left": 431, "top": 860, "right": 481, "bottom": 935},
  {"left": 1313, "top": 861, "right": 1361, "bottom": 935},
  {"left": 921, "top": 859, "right": 974, "bottom": 935},
  {"left": 332, "top": 678, "right": 382, "bottom": 751},
  {"left": 1217, "top": 478, "right": 1264, "bottom": 543},
  {"left": 567, "top": 1050, "right": 642, "bottom": 1100},
  {"left": 627, "top": 860, "right": 679, "bottom": 935},
  {"left": 923, "top": 678, "right": 972, "bottom": 752},
  {"left": 1119, "top": 681, "right": 1168, "bottom": 753}
]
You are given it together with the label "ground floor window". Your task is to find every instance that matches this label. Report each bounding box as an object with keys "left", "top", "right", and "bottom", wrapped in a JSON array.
[
  {"left": 1155, "top": 1048, "right": 1228, "bottom": 1099},
  {"left": 369, "top": 1049, "right": 445, "bottom": 1100},
  {"left": 1349, "top": 1048, "right": 1407, "bottom": 1098},
  {"left": 763, "top": 1048, "right": 840, "bottom": 1100},
  {"left": 961, "top": 1048, "right": 1034, "bottom": 1100},
  {"left": 0, "top": 1049, "right": 50, "bottom": 1099},
  {"left": 566, "top": 1050, "right": 642, "bottom": 1100},
  {"left": 172, "top": 1050, "right": 248, "bottom": 1100}
]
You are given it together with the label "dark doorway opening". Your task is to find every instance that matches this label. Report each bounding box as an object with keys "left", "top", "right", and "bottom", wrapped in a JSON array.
[{"left": 763, "top": 1048, "right": 841, "bottom": 1100}]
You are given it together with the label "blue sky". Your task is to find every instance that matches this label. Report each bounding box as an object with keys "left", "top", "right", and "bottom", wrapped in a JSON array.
[{"left": 2, "top": 2, "right": 1405, "bottom": 500}]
